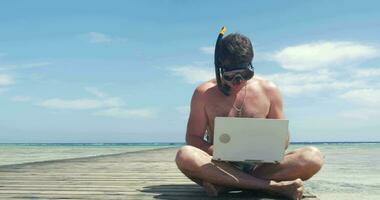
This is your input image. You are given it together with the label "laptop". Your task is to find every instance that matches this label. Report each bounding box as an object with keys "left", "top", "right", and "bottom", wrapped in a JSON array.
[{"left": 212, "top": 117, "right": 289, "bottom": 163}]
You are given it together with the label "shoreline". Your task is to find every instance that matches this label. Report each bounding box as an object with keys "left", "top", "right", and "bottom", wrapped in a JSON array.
[{"left": 1, "top": 141, "right": 379, "bottom": 145}]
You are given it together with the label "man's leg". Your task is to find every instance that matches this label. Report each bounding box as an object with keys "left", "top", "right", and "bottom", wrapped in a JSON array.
[
  {"left": 252, "top": 146, "right": 324, "bottom": 181},
  {"left": 202, "top": 146, "right": 324, "bottom": 196},
  {"left": 175, "top": 145, "right": 304, "bottom": 200}
]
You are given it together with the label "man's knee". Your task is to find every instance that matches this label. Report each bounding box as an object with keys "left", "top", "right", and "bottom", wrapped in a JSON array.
[
  {"left": 299, "top": 146, "right": 324, "bottom": 180},
  {"left": 175, "top": 145, "right": 199, "bottom": 172}
]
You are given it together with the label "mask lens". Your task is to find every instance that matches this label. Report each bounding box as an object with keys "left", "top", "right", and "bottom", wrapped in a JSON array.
[
  {"left": 222, "top": 73, "right": 235, "bottom": 81},
  {"left": 222, "top": 69, "right": 252, "bottom": 81},
  {"left": 241, "top": 69, "right": 253, "bottom": 79}
]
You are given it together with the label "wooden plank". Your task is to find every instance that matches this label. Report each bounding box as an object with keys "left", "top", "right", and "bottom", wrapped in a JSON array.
[{"left": 0, "top": 147, "right": 319, "bottom": 199}]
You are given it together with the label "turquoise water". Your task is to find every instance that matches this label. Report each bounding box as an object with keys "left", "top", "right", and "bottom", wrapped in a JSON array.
[
  {"left": 289, "top": 143, "right": 380, "bottom": 200},
  {"left": 0, "top": 143, "right": 379, "bottom": 199}
]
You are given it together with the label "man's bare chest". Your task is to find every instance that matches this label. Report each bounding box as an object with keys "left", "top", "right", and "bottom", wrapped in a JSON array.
[
  {"left": 205, "top": 98, "right": 270, "bottom": 119},
  {"left": 203, "top": 95, "right": 270, "bottom": 144}
]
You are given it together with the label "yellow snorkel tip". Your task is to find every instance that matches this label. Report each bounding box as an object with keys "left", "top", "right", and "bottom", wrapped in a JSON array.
[{"left": 219, "top": 26, "right": 227, "bottom": 35}]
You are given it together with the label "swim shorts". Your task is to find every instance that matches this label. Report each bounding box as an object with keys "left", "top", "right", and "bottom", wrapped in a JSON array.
[{"left": 229, "top": 161, "right": 258, "bottom": 174}]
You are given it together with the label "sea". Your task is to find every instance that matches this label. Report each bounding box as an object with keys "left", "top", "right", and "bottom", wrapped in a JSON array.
[{"left": 0, "top": 142, "right": 379, "bottom": 200}]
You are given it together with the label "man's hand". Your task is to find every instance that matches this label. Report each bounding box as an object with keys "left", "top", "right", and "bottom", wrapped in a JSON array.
[
  {"left": 207, "top": 145, "right": 214, "bottom": 156},
  {"left": 186, "top": 134, "right": 213, "bottom": 156}
]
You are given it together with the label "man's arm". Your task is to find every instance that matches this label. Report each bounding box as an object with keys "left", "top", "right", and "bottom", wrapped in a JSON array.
[
  {"left": 186, "top": 85, "right": 213, "bottom": 155},
  {"left": 265, "top": 82, "right": 290, "bottom": 150}
]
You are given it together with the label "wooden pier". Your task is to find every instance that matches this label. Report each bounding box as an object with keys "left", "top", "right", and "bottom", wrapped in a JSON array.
[{"left": 0, "top": 148, "right": 319, "bottom": 199}]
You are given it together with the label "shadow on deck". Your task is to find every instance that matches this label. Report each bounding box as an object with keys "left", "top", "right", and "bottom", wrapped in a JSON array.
[{"left": 141, "top": 184, "right": 318, "bottom": 200}]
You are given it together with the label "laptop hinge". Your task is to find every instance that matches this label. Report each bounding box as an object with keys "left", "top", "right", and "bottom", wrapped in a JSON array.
[
  {"left": 244, "top": 160, "right": 263, "bottom": 163},
  {"left": 245, "top": 160, "right": 281, "bottom": 164}
]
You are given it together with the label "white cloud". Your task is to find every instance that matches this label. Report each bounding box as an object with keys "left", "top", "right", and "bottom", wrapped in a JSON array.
[
  {"left": 37, "top": 87, "right": 153, "bottom": 120},
  {"left": 101, "top": 97, "right": 124, "bottom": 107},
  {"left": 38, "top": 87, "right": 124, "bottom": 110},
  {"left": 93, "top": 108, "right": 155, "bottom": 119},
  {"left": 338, "top": 109, "right": 380, "bottom": 120},
  {"left": 261, "top": 70, "right": 333, "bottom": 96},
  {"left": 87, "top": 32, "right": 112, "bottom": 44},
  {"left": 85, "top": 87, "right": 124, "bottom": 107},
  {"left": 0, "top": 74, "right": 14, "bottom": 86},
  {"left": 171, "top": 66, "right": 214, "bottom": 84},
  {"left": 0, "top": 52, "right": 7, "bottom": 57},
  {"left": 85, "top": 87, "right": 107, "bottom": 98},
  {"left": 261, "top": 70, "right": 368, "bottom": 96},
  {"left": 340, "top": 89, "right": 380, "bottom": 107},
  {"left": 272, "top": 41, "right": 378, "bottom": 71},
  {"left": 39, "top": 98, "right": 105, "bottom": 110},
  {"left": 11, "top": 96, "right": 32, "bottom": 102},
  {"left": 0, "top": 62, "right": 52, "bottom": 71},
  {"left": 86, "top": 32, "right": 127, "bottom": 44},
  {"left": 353, "top": 67, "right": 380, "bottom": 78},
  {"left": 200, "top": 46, "right": 214, "bottom": 55}
]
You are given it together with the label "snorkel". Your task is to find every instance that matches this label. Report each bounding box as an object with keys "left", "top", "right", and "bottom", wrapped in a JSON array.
[
  {"left": 214, "top": 26, "right": 230, "bottom": 96},
  {"left": 214, "top": 27, "right": 254, "bottom": 96}
]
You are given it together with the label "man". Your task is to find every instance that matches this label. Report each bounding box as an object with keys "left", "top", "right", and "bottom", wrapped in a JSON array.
[{"left": 175, "top": 29, "right": 324, "bottom": 200}]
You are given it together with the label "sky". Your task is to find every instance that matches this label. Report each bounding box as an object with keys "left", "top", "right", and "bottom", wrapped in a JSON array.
[{"left": 1, "top": 0, "right": 380, "bottom": 143}]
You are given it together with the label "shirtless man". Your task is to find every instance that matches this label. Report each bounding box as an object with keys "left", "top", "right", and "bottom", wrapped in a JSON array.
[{"left": 175, "top": 31, "right": 324, "bottom": 200}]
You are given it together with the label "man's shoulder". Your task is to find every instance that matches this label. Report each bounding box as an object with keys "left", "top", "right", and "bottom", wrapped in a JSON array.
[
  {"left": 252, "top": 76, "right": 282, "bottom": 104},
  {"left": 254, "top": 76, "right": 279, "bottom": 92},
  {"left": 190, "top": 79, "right": 218, "bottom": 105},
  {"left": 194, "top": 79, "right": 218, "bottom": 95}
]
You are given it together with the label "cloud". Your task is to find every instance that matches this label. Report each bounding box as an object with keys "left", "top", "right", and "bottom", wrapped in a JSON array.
[
  {"left": 171, "top": 66, "right": 214, "bottom": 84},
  {"left": 200, "top": 46, "right": 214, "bottom": 55},
  {"left": 84, "top": 87, "right": 107, "bottom": 98},
  {"left": 38, "top": 97, "right": 124, "bottom": 110},
  {"left": 11, "top": 96, "right": 32, "bottom": 102},
  {"left": 93, "top": 108, "right": 156, "bottom": 119},
  {"left": 0, "top": 62, "right": 52, "bottom": 71},
  {"left": 271, "top": 41, "right": 378, "bottom": 71},
  {"left": 38, "top": 87, "right": 124, "bottom": 110},
  {"left": 101, "top": 97, "right": 124, "bottom": 107},
  {"left": 0, "top": 52, "right": 7, "bottom": 58},
  {"left": 353, "top": 67, "right": 380, "bottom": 78},
  {"left": 37, "top": 87, "right": 154, "bottom": 119},
  {"left": 261, "top": 70, "right": 332, "bottom": 96},
  {"left": 87, "top": 32, "right": 112, "bottom": 44},
  {"left": 338, "top": 109, "right": 380, "bottom": 120},
  {"left": 0, "top": 74, "right": 14, "bottom": 86},
  {"left": 340, "top": 89, "right": 380, "bottom": 107},
  {"left": 39, "top": 98, "right": 106, "bottom": 110},
  {"left": 261, "top": 70, "right": 368, "bottom": 96},
  {"left": 86, "top": 32, "right": 127, "bottom": 44}
]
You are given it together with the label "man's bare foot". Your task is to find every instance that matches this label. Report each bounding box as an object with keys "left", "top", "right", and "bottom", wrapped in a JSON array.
[
  {"left": 270, "top": 178, "right": 304, "bottom": 200},
  {"left": 202, "top": 181, "right": 227, "bottom": 197}
]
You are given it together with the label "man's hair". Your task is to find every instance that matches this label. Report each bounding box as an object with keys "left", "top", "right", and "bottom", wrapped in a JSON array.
[{"left": 219, "top": 33, "right": 254, "bottom": 68}]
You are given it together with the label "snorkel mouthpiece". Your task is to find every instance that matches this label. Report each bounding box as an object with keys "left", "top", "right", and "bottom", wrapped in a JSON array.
[{"left": 232, "top": 74, "right": 243, "bottom": 85}]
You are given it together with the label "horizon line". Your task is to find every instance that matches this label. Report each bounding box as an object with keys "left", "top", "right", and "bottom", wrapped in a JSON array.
[{"left": 0, "top": 141, "right": 379, "bottom": 144}]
